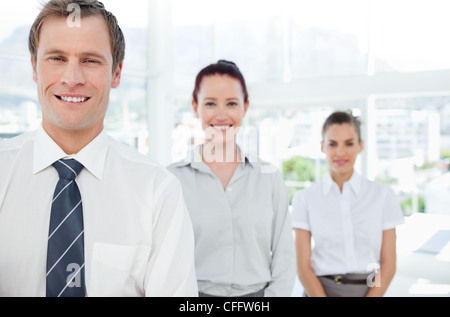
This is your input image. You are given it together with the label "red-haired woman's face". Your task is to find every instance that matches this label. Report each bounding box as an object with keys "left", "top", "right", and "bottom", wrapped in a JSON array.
[{"left": 193, "top": 74, "right": 249, "bottom": 145}]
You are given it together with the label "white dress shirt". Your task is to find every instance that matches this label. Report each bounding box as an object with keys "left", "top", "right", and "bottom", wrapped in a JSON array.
[
  {"left": 0, "top": 126, "right": 198, "bottom": 297},
  {"left": 167, "top": 146, "right": 296, "bottom": 297},
  {"left": 291, "top": 172, "right": 404, "bottom": 277}
]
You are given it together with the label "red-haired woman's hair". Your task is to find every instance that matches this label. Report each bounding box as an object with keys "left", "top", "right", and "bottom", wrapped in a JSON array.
[{"left": 192, "top": 60, "right": 249, "bottom": 104}]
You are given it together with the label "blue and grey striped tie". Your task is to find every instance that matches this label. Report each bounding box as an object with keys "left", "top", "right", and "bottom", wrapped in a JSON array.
[{"left": 46, "top": 159, "right": 86, "bottom": 297}]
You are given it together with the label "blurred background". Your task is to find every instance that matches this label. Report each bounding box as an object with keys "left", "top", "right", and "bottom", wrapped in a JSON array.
[{"left": 1, "top": 0, "right": 449, "bottom": 296}]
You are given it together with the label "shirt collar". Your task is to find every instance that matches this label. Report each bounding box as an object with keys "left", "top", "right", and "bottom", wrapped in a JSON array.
[
  {"left": 348, "top": 171, "right": 362, "bottom": 195},
  {"left": 322, "top": 172, "right": 334, "bottom": 195},
  {"left": 322, "top": 170, "right": 362, "bottom": 196},
  {"left": 33, "top": 125, "right": 109, "bottom": 180}
]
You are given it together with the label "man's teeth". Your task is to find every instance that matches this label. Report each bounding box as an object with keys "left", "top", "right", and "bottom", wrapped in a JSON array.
[{"left": 61, "top": 96, "right": 88, "bottom": 103}]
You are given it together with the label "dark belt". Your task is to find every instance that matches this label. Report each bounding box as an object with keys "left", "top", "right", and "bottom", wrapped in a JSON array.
[
  {"left": 322, "top": 275, "right": 368, "bottom": 285},
  {"left": 199, "top": 289, "right": 265, "bottom": 297}
]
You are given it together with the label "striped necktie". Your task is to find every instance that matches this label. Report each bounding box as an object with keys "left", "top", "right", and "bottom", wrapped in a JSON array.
[{"left": 46, "top": 159, "right": 86, "bottom": 297}]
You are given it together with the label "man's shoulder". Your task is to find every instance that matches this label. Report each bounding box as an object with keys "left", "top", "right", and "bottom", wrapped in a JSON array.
[
  {"left": 0, "top": 131, "right": 36, "bottom": 158},
  {"left": 0, "top": 131, "right": 36, "bottom": 151},
  {"left": 106, "top": 135, "right": 174, "bottom": 178},
  {"left": 108, "top": 136, "right": 154, "bottom": 163}
]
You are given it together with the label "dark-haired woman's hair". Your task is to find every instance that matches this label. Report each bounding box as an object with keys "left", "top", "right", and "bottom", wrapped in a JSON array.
[
  {"left": 322, "top": 110, "right": 362, "bottom": 141},
  {"left": 192, "top": 60, "right": 248, "bottom": 103}
]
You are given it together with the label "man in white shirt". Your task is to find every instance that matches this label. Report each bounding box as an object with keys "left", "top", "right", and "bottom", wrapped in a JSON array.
[{"left": 0, "top": 0, "right": 197, "bottom": 297}]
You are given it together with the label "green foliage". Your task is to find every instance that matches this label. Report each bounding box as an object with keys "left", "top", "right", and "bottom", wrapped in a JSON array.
[
  {"left": 417, "top": 161, "right": 437, "bottom": 170},
  {"left": 285, "top": 185, "right": 304, "bottom": 205},
  {"left": 400, "top": 195, "right": 425, "bottom": 216},
  {"left": 282, "top": 156, "right": 316, "bottom": 203},
  {"left": 441, "top": 149, "right": 450, "bottom": 159},
  {"left": 375, "top": 175, "right": 398, "bottom": 185},
  {"left": 282, "top": 156, "right": 316, "bottom": 182}
]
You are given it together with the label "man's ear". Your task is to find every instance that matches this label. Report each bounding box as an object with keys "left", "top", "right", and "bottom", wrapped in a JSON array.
[
  {"left": 31, "top": 56, "right": 38, "bottom": 83},
  {"left": 111, "top": 62, "right": 123, "bottom": 88}
]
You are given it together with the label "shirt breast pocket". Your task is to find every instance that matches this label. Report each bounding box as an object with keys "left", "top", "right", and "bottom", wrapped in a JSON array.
[{"left": 89, "top": 243, "right": 150, "bottom": 297}]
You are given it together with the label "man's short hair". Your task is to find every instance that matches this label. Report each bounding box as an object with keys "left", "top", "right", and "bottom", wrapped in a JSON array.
[{"left": 29, "top": 0, "right": 125, "bottom": 71}]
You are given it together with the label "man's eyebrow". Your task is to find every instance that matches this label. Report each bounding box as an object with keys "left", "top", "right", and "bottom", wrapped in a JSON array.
[
  {"left": 42, "top": 49, "right": 66, "bottom": 56},
  {"left": 79, "top": 52, "right": 108, "bottom": 61},
  {"left": 42, "top": 49, "right": 108, "bottom": 61}
]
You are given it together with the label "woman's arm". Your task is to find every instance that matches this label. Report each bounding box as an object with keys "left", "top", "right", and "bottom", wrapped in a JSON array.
[
  {"left": 295, "top": 229, "right": 327, "bottom": 297},
  {"left": 365, "top": 228, "right": 397, "bottom": 297},
  {"left": 263, "top": 170, "right": 296, "bottom": 297}
]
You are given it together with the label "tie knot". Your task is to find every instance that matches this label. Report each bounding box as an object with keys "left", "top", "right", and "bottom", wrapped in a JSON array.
[{"left": 53, "top": 159, "right": 84, "bottom": 180}]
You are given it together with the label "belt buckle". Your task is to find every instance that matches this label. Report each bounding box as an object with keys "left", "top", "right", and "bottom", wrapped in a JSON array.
[{"left": 334, "top": 275, "right": 343, "bottom": 284}]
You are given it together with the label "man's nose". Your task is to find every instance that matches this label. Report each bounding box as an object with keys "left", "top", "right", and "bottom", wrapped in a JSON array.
[{"left": 60, "top": 61, "right": 85, "bottom": 87}]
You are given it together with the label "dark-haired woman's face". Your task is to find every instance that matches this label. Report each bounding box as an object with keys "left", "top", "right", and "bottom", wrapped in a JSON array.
[
  {"left": 321, "top": 123, "right": 363, "bottom": 181},
  {"left": 193, "top": 74, "right": 249, "bottom": 144}
]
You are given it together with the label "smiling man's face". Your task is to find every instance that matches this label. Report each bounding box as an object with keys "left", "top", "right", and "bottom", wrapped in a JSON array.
[{"left": 32, "top": 15, "right": 122, "bottom": 143}]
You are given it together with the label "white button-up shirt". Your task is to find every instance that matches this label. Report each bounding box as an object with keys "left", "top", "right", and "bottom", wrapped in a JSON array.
[
  {"left": 0, "top": 127, "right": 198, "bottom": 297},
  {"left": 167, "top": 146, "right": 296, "bottom": 297},
  {"left": 291, "top": 172, "right": 404, "bottom": 276}
]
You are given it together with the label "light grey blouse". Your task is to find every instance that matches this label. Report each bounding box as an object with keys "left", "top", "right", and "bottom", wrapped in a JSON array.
[{"left": 168, "top": 146, "right": 296, "bottom": 297}]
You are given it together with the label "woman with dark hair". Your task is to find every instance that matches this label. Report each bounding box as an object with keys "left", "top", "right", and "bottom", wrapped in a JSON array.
[
  {"left": 292, "top": 110, "right": 404, "bottom": 297},
  {"left": 168, "top": 60, "right": 296, "bottom": 297}
]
